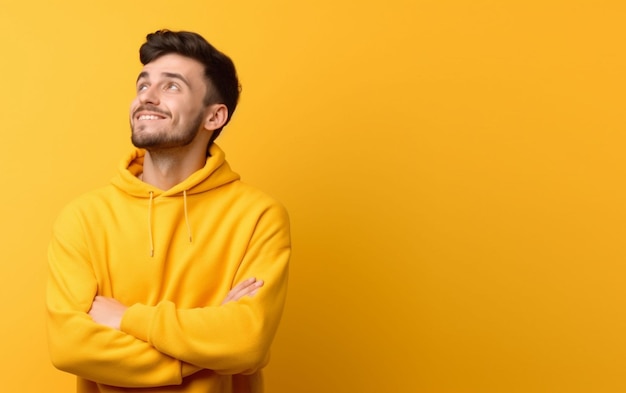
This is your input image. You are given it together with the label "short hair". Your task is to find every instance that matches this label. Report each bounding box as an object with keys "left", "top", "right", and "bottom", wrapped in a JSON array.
[{"left": 139, "top": 29, "right": 241, "bottom": 139}]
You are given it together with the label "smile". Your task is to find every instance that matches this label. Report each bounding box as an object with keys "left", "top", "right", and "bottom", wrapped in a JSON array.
[{"left": 138, "top": 115, "right": 164, "bottom": 120}]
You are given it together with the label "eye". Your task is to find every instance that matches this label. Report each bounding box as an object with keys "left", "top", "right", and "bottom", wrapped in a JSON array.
[
  {"left": 137, "top": 83, "right": 149, "bottom": 92},
  {"left": 165, "top": 83, "right": 180, "bottom": 91}
]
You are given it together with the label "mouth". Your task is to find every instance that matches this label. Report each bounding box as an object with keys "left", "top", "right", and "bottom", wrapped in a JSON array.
[
  {"left": 133, "top": 106, "right": 170, "bottom": 121},
  {"left": 136, "top": 114, "right": 166, "bottom": 120}
]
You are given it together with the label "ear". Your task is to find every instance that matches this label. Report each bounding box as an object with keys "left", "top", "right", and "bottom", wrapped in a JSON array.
[{"left": 204, "top": 104, "right": 228, "bottom": 131}]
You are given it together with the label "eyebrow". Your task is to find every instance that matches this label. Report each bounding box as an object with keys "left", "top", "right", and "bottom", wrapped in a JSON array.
[{"left": 136, "top": 71, "right": 192, "bottom": 88}]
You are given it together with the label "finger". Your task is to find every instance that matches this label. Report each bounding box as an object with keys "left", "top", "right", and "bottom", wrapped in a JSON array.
[
  {"left": 231, "top": 279, "right": 264, "bottom": 300},
  {"left": 222, "top": 279, "right": 252, "bottom": 304},
  {"left": 227, "top": 278, "right": 256, "bottom": 298},
  {"left": 230, "top": 278, "right": 257, "bottom": 295},
  {"left": 222, "top": 279, "right": 264, "bottom": 304},
  {"left": 235, "top": 277, "right": 258, "bottom": 290}
]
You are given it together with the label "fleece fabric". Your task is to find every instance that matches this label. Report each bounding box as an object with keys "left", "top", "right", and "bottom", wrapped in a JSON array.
[{"left": 47, "top": 144, "right": 290, "bottom": 393}]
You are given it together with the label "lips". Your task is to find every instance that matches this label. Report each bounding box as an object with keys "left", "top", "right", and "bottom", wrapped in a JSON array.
[
  {"left": 133, "top": 106, "right": 170, "bottom": 121},
  {"left": 137, "top": 114, "right": 165, "bottom": 120}
]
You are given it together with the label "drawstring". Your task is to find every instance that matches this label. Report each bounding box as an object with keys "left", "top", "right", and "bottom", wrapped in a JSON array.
[
  {"left": 183, "top": 190, "right": 193, "bottom": 243},
  {"left": 147, "top": 190, "right": 192, "bottom": 257},
  {"left": 148, "top": 191, "right": 154, "bottom": 257}
]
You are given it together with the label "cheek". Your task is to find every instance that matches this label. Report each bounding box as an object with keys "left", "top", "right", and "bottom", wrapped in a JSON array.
[
  {"left": 129, "top": 98, "right": 142, "bottom": 114},
  {"left": 174, "top": 104, "right": 198, "bottom": 121}
]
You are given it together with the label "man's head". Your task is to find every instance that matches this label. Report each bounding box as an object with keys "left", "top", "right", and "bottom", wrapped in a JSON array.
[{"left": 130, "top": 30, "right": 240, "bottom": 149}]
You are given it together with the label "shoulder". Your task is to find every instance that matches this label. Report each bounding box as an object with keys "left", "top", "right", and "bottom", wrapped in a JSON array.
[
  {"left": 214, "top": 180, "right": 290, "bottom": 227},
  {"left": 52, "top": 186, "right": 117, "bottom": 228},
  {"left": 229, "top": 181, "right": 287, "bottom": 210},
  {"left": 63, "top": 185, "right": 117, "bottom": 210}
]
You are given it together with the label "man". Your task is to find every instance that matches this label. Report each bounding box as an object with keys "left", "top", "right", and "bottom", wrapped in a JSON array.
[{"left": 47, "top": 30, "right": 290, "bottom": 393}]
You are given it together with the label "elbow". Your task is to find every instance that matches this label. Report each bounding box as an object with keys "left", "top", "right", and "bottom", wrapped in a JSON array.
[
  {"left": 47, "top": 324, "right": 90, "bottom": 375},
  {"left": 237, "top": 343, "right": 271, "bottom": 374},
  {"left": 216, "top": 346, "right": 270, "bottom": 376},
  {"left": 215, "top": 328, "right": 273, "bottom": 375},
  {"left": 48, "top": 338, "right": 76, "bottom": 373}
]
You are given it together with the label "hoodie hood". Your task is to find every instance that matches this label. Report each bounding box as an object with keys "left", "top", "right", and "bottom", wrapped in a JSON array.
[
  {"left": 111, "top": 143, "right": 240, "bottom": 197},
  {"left": 110, "top": 143, "right": 240, "bottom": 257}
]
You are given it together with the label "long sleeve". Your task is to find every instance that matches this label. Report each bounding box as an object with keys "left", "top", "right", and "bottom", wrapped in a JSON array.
[
  {"left": 120, "top": 202, "right": 291, "bottom": 375},
  {"left": 46, "top": 204, "right": 198, "bottom": 388}
]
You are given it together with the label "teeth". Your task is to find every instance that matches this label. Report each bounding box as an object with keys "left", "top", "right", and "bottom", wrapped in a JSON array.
[{"left": 138, "top": 115, "right": 161, "bottom": 120}]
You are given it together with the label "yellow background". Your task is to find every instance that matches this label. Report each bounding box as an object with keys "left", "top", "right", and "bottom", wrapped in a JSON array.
[{"left": 1, "top": 1, "right": 625, "bottom": 392}]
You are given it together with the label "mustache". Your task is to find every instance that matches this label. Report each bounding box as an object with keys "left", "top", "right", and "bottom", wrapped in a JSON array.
[{"left": 133, "top": 105, "right": 171, "bottom": 118}]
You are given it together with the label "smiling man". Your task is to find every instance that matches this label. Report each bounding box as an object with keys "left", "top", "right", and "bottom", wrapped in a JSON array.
[{"left": 46, "top": 30, "right": 291, "bottom": 393}]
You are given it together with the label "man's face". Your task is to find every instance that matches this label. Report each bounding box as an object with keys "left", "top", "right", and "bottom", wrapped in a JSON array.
[{"left": 130, "top": 54, "right": 210, "bottom": 150}]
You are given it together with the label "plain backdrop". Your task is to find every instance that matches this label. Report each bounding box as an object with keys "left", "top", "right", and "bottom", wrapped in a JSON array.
[{"left": 1, "top": 1, "right": 626, "bottom": 392}]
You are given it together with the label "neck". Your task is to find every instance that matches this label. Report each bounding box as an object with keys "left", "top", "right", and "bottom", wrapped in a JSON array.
[{"left": 140, "top": 144, "right": 209, "bottom": 190}]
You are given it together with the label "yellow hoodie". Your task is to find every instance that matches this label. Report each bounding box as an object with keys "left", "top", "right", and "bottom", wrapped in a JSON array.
[{"left": 47, "top": 144, "right": 290, "bottom": 393}]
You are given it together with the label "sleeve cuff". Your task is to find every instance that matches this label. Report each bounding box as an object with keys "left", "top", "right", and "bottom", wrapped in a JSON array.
[
  {"left": 182, "top": 361, "right": 202, "bottom": 377},
  {"left": 120, "top": 303, "right": 155, "bottom": 343}
]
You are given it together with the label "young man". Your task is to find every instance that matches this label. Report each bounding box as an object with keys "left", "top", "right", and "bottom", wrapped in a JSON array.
[{"left": 47, "top": 30, "right": 291, "bottom": 393}]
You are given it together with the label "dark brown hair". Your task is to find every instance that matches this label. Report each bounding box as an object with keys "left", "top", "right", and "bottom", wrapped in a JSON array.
[{"left": 140, "top": 30, "right": 240, "bottom": 139}]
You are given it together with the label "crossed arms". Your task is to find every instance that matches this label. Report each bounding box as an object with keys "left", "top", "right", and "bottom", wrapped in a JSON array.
[
  {"left": 47, "top": 202, "right": 290, "bottom": 388},
  {"left": 88, "top": 277, "right": 264, "bottom": 330}
]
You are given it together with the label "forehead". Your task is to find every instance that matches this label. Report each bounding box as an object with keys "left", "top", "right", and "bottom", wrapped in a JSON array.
[{"left": 139, "top": 53, "right": 205, "bottom": 80}]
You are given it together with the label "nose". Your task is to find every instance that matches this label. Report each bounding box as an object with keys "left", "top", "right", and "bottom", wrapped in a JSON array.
[{"left": 138, "top": 85, "right": 160, "bottom": 105}]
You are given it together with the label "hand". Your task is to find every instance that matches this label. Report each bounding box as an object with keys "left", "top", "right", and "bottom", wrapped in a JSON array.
[
  {"left": 88, "top": 296, "right": 128, "bottom": 330},
  {"left": 221, "top": 277, "right": 264, "bottom": 305}
]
